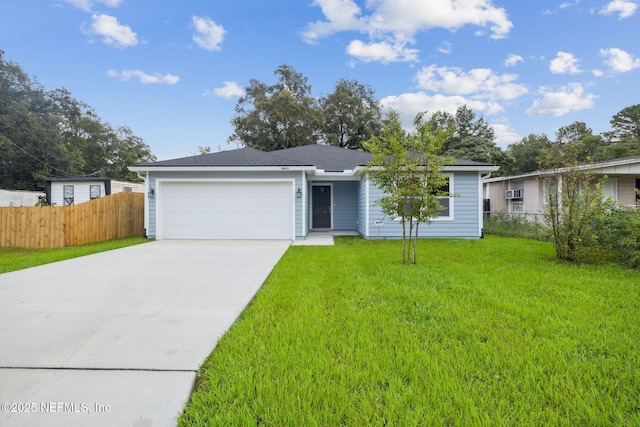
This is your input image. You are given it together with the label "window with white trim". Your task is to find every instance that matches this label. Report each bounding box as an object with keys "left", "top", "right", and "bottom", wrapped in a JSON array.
[
  {"left": 90, "top": 185, "right": 101, "bottom": 199},
  {"left": 511, "top": 201, "right": 523, "bottom": 213},
  {"left": 434, "top": 174, "right": 453, "bottom": 220},
  {"left": 63, "top": 185, "right": 74, "bottom": 206}
]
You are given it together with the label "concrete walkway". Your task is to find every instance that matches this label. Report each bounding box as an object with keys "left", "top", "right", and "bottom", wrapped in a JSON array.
[
  {"left": 0, "top": 240, "right": 290, "bottom": 427},
  {"left": 291, "top": 231, "right": 361, "bottom": 246}
]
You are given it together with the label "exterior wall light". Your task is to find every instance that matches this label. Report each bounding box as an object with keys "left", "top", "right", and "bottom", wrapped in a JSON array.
[
  {"left": 296, "top": 186, "right": 302, "bottom": 198},
  {"left": 148, "top": 188, "right": 155, "bottom": 198}
]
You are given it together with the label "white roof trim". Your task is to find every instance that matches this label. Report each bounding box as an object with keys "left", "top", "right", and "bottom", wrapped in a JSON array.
[
  {"left": 442, "top": 165, "right": 499, "bottom": 172},
  {"left": 130, "top": 164, "right": 499, "bottom": 174},
  {"left": 129, "top": 166, "right": 315, "bottom": 172},
  {"left": 483, "top": 156, "right": 640, "bottom": 183}
]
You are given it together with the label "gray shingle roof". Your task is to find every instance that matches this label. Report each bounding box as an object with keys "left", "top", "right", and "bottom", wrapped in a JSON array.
[
  {"left": 273, "top": 144, "right": 373, "bottom": 172},
  {"left": 134, "top": 144, "right": 496, "bottom": 170},
  {"left": 134, "top": 147, "right": 311, "bottom": 167}
]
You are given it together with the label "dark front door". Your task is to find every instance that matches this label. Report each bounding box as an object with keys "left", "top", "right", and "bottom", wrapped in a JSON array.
[{"left": 312, "top": 185, "right": 331, "bottom": 229}]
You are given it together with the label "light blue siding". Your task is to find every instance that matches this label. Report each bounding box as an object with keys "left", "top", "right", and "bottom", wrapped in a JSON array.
[
  {"left": 303, "top": 176, "right": 311, "bottom": 236},
  {"left": 332, "top": 181, "right": 358, "bottom": 230},
  {"left": 147, "top": 170, "right": 303, "bottom": 239},
  {"left": 357, "top": 177, "right": 367, "bottom": 235},
  {"left": 146, "top": 170, "right": 483, "bottom": 240},
  {"left": 365, "top": 172, "right": 482, "bottom": 239}
]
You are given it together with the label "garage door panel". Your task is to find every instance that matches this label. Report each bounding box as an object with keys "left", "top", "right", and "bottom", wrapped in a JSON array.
[{"left": 159, "top": 181, "right": 293, "bottom": 240}]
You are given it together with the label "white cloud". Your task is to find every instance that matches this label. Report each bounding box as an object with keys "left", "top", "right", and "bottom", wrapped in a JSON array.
[
  {"left": 560, "top": 0, "right": 581, "bottom": 9},
  {"left": 204, "top": 81, "right": 244, "bottom": 98},
  {"left": 303, "top": 0, "right": 513, "bottom": 63},
  {"left": 415, "top": 65, "right": 528, "bottom": 101},
  {"left": 86, "top": 14, "right": 137, "bottom": 48},
  {"left": 599, "top": 47, "right": 640, "bottom": 72},
  {"left": 302, "top": 0, "right": 365, "bottom": 43},
  {"left": 549, "top": 51, "right": 582, "bottom": 74},
  {"left": 526, "top": 83, "right": 597, "bottom": 117},
  {"left": 600, "top": 0, "right": 638, "bottom": 19},
  {"left": 504, "top": 54, "right": 523, "bottom": 67},
  {"left": 64, "top": 0, "right": 122, "bottom": 12},
  {"left": 380, "top": 93, "right": 502, "bottom": 129},
  {"left": 491, "top": 123, "right": 522, "bottom": 146},
  {"left": 346, "top": 40, "right": 419, "bottom": 63},
  {"left": 107, "top": 69, "right": 180, "bottom": 85},
  {"left": 192, "top": 16, "right": 226, "bottom": 51},
  {"left": 592, "top": 69, "right": 605, "bottom": 77},
  {"left": 438, "top": 42, "right": 453, "bottom": 55}
]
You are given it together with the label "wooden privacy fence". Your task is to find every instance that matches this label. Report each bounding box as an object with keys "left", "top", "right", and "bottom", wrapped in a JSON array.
[{"left": 0, "top": 192, "right": 145, "bottom": 248}]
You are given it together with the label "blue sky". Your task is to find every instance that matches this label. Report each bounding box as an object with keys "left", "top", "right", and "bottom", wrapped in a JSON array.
[{"left": 1, "top": 0, "right": 638, "bottom": 160}]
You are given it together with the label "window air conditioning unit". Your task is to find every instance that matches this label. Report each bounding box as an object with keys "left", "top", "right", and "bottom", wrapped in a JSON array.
[{"left": 505, "top": 189, "right": 523, "bottom": 199}]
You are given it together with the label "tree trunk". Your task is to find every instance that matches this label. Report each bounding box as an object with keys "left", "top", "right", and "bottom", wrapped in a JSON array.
[
  {"left": 408, "top": 217, "right": 414, "bottom": 264},
  {"left": 413, "top": 222, "right": 419, "bottom": 264},
  {"left": 401, "top": 213, "right": 406, "bottom": 264}
]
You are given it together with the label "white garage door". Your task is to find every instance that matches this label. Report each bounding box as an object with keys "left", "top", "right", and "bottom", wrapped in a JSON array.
[{"left": 159, "top": 181, "right": 294, "bottom": 240}]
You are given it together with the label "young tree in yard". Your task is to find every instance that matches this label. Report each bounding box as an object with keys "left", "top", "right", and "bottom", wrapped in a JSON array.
[
  {"left": 538, "top": 142, "right": 608, "bottom": 263},
  {"left": 364, "top": 112, "right": 452, "bottom": 264}
]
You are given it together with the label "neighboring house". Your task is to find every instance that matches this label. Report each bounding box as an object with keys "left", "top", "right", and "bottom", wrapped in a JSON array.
[
  {"left": 483, "top": 156, "right": 640, "bottom": 220},
  {"left": 0, "top": 189, "right": 45, "bottom": 207},
  {"left": 129, "top": 145, "right": 498, "bottom": 241},
  {"left": 44, "top": 178, "right": 144, "bottom": 206},
  {"left": 111, "top": 180, "right": 145, "bottom": 194}
]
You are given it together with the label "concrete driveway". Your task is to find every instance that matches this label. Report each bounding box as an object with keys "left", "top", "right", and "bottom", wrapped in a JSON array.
[{"left": 0, "top": 240, "right": 290, "bottom": 426}]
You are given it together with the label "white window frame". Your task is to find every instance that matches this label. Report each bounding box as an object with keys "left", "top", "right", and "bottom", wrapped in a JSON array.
[
  {"left": 90, "top": 185, "right": 101, "bottom": 200},
  {"left": 391, "top": 173, "right": 454, "bottom": 222},
  {"left": 431, "top": 173, "right": 454, "bottom": 221},
  {"left": 63, "top": 185, "right": 74, "bottom": 206}
]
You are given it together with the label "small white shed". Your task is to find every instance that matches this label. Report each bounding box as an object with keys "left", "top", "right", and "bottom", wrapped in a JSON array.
[{"left": 44, "top": 177, "right": 112, "bottom": 206}]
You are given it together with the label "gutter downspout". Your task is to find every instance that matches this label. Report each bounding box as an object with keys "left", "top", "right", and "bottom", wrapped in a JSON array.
[
  {"left": 479, "top": 172, "right": 493, "bottom": 238},
  {"left": 136, "top": 171, "right": 149, "bottom": 238}
]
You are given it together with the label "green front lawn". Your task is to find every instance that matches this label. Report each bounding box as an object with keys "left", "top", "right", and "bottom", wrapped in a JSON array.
[
  {"left": 179, "top": 236, "right": 640, "bottom": 426},
  {"left": 0, "top": 236, "right": 149, "bottom": 274}
]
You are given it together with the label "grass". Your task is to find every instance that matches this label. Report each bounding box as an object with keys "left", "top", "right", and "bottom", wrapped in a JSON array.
[
  {"left": 179, "top": 236, "right": 640, "bottom": 426},
  {"left": 0, "top": 236, "right": 149, "bottom": 274}
]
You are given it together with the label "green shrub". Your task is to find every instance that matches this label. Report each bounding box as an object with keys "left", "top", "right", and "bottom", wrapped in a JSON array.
[
  {"left": 594, "top": 206, "right": 640, "bottom": 269},
  {"left": 484, "top": 211, "right": 550, "bottom": 241}
]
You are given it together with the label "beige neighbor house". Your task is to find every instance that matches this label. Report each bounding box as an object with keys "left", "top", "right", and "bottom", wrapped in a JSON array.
[
  {"left": 483, "top": 156, "right": 640, "bottom": 222},
  {"left": 44, "top": 177, "right": 144, "bottom": 206}
]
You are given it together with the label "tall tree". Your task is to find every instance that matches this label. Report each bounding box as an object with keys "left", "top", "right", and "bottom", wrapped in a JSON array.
[
  {"left": 599, "top": 104, "right": 640, "bottom": 159},
  {"left": 506, "top": 133, "right": 553, "bottom": 174},
  {"left": 319, "top": 78, "right": 382, "bottom": 149},
  {"left": 0, "top": 51, "right": 154, "bottom": 190},
  {"left": 429, "top": 105, "right": 506, "bottom": 170},
  {"left": 107, "top": 126, "right": 155, "bottom": 181},
  {"left": 229, "top": 64, "right": 323, "bottom": 151},
  {"left": 364, "top": 111, "right": 452, "bottom": 264},
  {"left": 555, "top": 121, "right": 605, "bottom": 161},
  {"left": 0, "top": 51, "right": 69, "bottom": 190},
  {"left": 605, "top": 104, "right": 640, "bottom": 143}
]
